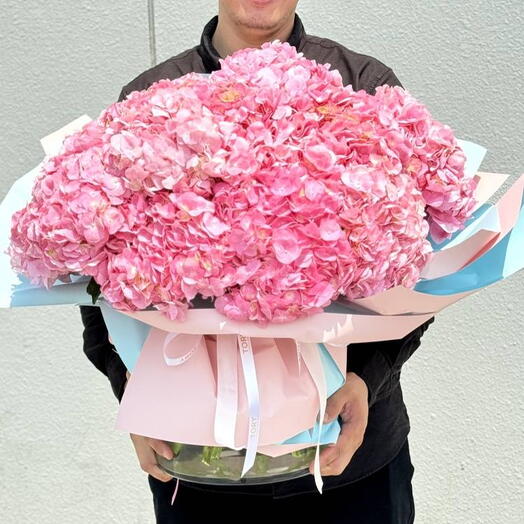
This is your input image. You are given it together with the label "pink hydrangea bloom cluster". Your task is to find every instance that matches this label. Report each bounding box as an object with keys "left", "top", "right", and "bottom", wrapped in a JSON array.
[{"left": 9, "top": 41, "right": 476, "bottom": 324}]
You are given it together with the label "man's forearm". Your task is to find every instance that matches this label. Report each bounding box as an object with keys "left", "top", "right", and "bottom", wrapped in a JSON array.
[{"left": 79, "top": 305, "right": 128, "bottom": 402}]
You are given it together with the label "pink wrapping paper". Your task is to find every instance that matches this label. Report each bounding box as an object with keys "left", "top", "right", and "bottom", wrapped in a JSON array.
[
  {"left": 420, "top": 173, "right": 524, "bottom": 280},
  {"left": 119, "top": 308, "right": 434, "bottom": 345},
  {"left": 117, "top": 331, "right": 346, "bottom": 451}
]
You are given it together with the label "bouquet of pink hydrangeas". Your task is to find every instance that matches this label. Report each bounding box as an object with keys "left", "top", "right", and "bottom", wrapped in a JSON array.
[
  {"left": 8, "top": 41, "right": 477, "bottom": 324},
  {"left": 5, "top": 41, "right": 522, "bottom": 494}
]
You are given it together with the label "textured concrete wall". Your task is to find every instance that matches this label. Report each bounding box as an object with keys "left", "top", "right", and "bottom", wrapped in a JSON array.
[{"left": 0, "top": 1, "right": 522, "bottom": 522}]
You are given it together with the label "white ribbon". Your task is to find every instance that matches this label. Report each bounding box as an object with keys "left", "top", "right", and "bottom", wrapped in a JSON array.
[
  {"left": 296, "top": 341, "right": 327, "bottom": 494},
  {"left": 162, "top": 332, "right": 202, "bottom": 366},
  {"left": 213, "top": 335, "right": 242, "bottom": 450},
  {"left": 237, "top": 334, "right": 261, "bottom": 477},
  {"left": 161, "top": 331, "right": 324, "bottom": 488}
]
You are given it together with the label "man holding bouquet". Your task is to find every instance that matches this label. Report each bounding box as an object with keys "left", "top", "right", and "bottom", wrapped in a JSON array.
[{"left": 80, "top": 1, "right": 434, "bottom": 522}]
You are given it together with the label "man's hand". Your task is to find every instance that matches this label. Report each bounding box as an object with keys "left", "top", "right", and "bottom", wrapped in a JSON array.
[
  {"left": 125, "top": 371, "right": 174, "bottom": 482},
  {"left": 309, "top": 371, "right": 369, "bottom": 476},
  {"left": 130, "top": 433, "right": 174, "bottom": 482}
]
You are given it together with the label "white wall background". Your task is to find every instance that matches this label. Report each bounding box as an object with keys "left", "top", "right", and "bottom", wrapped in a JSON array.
[{"left": 0, "top": 1, "right": 522, "bottom": 522}]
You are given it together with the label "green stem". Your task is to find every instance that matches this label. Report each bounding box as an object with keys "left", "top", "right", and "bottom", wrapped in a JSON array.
[
  {"left": 201, "top": 446, "right": 222, "bottom": 465},
  {"left": 170, "top": 442, "right": 183, "bottom": 457},
  {"left": 201, "top": 446, "right": 212, "bottom": 465},
  {"left": 291, "top": 449, "right": 308, "bottom": 458},
  {"left": 253, "top": 453, "right": 269, "bottom": 474}
]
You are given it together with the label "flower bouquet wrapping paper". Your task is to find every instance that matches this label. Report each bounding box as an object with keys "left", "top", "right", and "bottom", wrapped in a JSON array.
[{"left": 1, "top": 42, "right": 523, "bottom": 492}]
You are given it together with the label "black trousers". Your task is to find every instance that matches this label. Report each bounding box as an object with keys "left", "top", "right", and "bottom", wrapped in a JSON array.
[{"left": 148, "top": 439, "right": 415, "bottom": 524}]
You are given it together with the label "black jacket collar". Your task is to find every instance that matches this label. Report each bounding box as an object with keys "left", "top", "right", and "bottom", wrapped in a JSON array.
[{"left": 198, "top": 14, "right": 306, "bottom": 72}]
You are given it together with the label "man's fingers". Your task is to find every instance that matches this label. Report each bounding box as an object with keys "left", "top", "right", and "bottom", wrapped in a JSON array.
[
  {"left": 309, "top": 419, "right": 364, "bottom": 475},
  {"left": 320, "top": 438, "right": 358, "bottom": 476},
  {"left": 310, "top": 372, "right": 370, "bottom": 476},
  {"left": 321, "top": 417, "right": 366, "bottom": 475},
  {"left": 141, "top": 461, "right": 174, "bottom": 482},
  {"left": 319, "top": 444, "right": 339, "bottom": 468},
  {"left": 130, "top": 434, "right": 174, "bottom": 482},
  {"left": 148, "top": 439, "right": 174, "bottom": 460},
  {"left": 308, "top": 444, "right": 337, "bottom": 475},
  {"left": 337, "top": 401, "right": 367, "bottom": 454},
  {"left": 308, "top": 433, "right": 360, "bottom": 476},
  {"left": 323, "top": 388, "right": 346, "bottom": 423},
  {"left": 314, "top": 402, "right": 368, "bottom": 476}
]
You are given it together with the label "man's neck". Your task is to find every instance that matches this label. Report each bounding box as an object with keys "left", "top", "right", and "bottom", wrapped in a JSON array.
[{"left": 211, "top": 15, "right": 295, "bottom": 58}]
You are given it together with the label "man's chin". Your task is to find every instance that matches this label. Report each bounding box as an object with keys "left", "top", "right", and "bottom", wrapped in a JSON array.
[
  {"left": 233, "top": 13, "right": 281, "bottom": 32},
  {"left": 240, "top": 20, "right": 279, "bottom": 31}
]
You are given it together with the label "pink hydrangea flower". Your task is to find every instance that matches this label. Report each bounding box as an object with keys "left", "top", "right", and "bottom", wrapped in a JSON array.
[{"left": 9, "top": 41, "right": 476, "bottom": 323}]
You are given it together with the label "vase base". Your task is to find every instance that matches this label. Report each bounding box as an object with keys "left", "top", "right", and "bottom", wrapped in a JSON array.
[
  {"left": 159, "top": 462, "right": 311, "bottom": 485},
  {"left": 156, "top": 443, "right": 317, "bottom": 485}
]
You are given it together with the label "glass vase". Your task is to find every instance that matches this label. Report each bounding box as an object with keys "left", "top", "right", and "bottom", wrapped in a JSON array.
[{"left": 156, "top": 442, "right": 322, "bottom": 485}]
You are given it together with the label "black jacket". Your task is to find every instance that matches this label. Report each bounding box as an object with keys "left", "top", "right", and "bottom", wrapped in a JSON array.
[{"left": 79, "top": 14, "right": 434, "bottom": 497}]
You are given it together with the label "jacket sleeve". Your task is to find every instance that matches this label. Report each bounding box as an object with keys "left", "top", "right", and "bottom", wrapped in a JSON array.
[
  {"left": 79, "top": 305, "right": 128, "bottom": 402},
  {"left": 78, "top": 85, "right": 131, "bottom": 403},
  {"left": 368, "top": 66, "right": 404, "bottom": 94},
  {"left": 346, "top": 317, "right": 435, "bottom": 406},
  {"left": 345, "top": 66, "right": 433, "bottom": 406}
]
